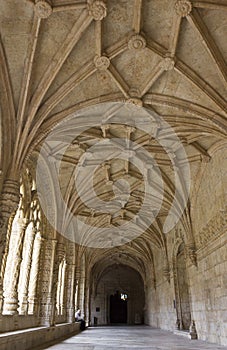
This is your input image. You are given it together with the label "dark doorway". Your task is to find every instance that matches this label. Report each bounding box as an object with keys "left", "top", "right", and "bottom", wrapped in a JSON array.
[{"left": 110, "top": 291, "right": 127, "bottom": 323}]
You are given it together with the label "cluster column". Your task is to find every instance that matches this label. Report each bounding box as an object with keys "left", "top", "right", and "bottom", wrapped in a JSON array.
[
  {"left": 3, "top": 217, "right": 28, "bottom": 315},
  {"left": 66, "top": 243, "right": 76, "bottom": 323},
  {"left": 0, "top": 179, "right": 20, "bottom": 312},
  {"left": 18, "top": 222, "right": 36, "bottom": 314},
  {"left": 28, "top": 231, "right": 43, "bottom": 315},
  {"left": 38, "top": 238, "right": 57, "bottom": 326}
]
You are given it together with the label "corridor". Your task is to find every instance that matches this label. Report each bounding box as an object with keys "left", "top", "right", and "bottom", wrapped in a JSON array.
[{"left": 41, "top": 326, "right": 227, "bottom": 350}]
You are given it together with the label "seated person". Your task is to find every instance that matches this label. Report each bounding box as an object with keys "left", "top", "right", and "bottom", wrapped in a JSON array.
[{"left": 75, "top": 309, "right": 86, "bottom": 330}]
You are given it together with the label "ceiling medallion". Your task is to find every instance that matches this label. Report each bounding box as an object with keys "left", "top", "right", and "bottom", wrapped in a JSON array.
[
  {"left": 175, "top": 0, "right": 192, "bottom": 17},
  {"left": 94, "top": 55, "right": 110, "bottom": 70},
  {"left": 161, "top": 56, "right": 175, "bottom": 71},
  {"left": 88, "top": 0, "right": 107, "bottom": 21},
  {"left": 34, "top": 0, "right": 52, "bottom": 19},
  {"left": 128, "top": 34, "right": 146, "bottom": 50}
]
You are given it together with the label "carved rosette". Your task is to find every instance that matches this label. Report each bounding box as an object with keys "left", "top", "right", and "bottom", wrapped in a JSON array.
[
  {"left": 34, "top": 0, "right": 53, "bottom": 19},
  {"left": 161, "top": 57, "right": 175, "bottom": 71},
  {"left": 94, "top": 55, "right": 110, "bottom": 70},
  {"left": 88, "top": 0, "right": 107, "bottom": 21},
  {"left": 175, "top": 0, "right": 192, "bottom": 17},
  {"left": 128, "top": 34, "right": 146, "bottom": 50}
]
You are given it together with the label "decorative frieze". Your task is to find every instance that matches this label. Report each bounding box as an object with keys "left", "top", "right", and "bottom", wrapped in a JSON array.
[{"left": 196, "top": 209, "right": 226, "bottom": 248}]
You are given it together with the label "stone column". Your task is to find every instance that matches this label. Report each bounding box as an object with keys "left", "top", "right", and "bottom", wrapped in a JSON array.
[
  {"left": 66, "top": 262, "right": 76, "bottom": 323},
  {"left": 38, "top": 238, "right": 57, "bottom": 326},
  {"left": 55, "top": 242, "right": 66, "bottom": 318},
  {"left": 65, "top": 243, "right": 76, "bottom": 323},
  {"left": 62, "top": 260, "right": 67, "bottom": 318},
  {"left": 75, "top": 267, "right": 81, "bottom": 310},
  {"left": 18, "top": 223, "right": 36, "bottom": 315},
  {"left": 0, "top": 179, "right": 20, "bottom": 312},
  {"left": 84, "top": 277, "right": 90, "bottom": 326},
  {"left": 2, "top": 217, "right": 28, "bottom": 315},
  {"left": 28, "top": 231, "right": 43, "bottom": 315},
  {"left": 79, "top": 272, "right": 85, "bottom": 318}
]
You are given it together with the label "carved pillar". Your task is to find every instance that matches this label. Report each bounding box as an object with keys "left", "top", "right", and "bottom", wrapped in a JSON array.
[
  {"left": 18, "top": 223, "right": 36, "bottom": 315},
  {"left": 0, "top": 179, "right": 20, "bottom": 312},
  {"left": 84, "top": 277, "right": 90, "bottom": 326},
  {"left": 28, "top": 231, "right": 43, "bottom": 315},
  {"left": 79, "top": 272, "right": 85, "bottom": 318},
  {"left": 3, "top": 217, "right": 27, "bottom": 315},
  {"left": 55, "top": 242, "right": 66, "bottom": 318},
  {"left": 65, "top": 262, "right": 75, "bottom": 323},
  {"left": 38, "top": 238, "right": 57, "bottom": 326},
  {"left": 74, "top": 267, "right": 80, "bottom": 310},
  {"left": 60, "top": 259, "right": 67, "bottom": 317},
  {"left": 66, "top": 244, "right": 76, "bottom": 323}
]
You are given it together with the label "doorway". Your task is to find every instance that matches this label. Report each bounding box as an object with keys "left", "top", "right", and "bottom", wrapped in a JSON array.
[{"left": 110, "top": 291, "right": 127, "bottom": 323}]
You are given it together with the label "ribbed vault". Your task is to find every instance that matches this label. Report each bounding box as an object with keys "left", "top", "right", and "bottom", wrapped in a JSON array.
[{"left": 0, "top": 0, "right": 226, "bottom": 268}]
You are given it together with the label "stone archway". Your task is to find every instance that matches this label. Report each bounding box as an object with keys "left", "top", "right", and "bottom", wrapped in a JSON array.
[{"left": 90, "top": 264, "right": 145, "bottom": 326}]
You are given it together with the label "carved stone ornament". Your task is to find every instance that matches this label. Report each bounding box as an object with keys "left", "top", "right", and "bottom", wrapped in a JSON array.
[
  {"left": 188, "top": 246, "right": 197, "bottom": 266},
  {"left": 175, "top": 0, "right": 192, "bottom": 17},
  {"left": 196, "top": 209, "right": 226, "bottom": 248},
  {"left": 88, "top": 0, "right": 107, "bottom": 21},
  {"left": 161, "top": 57, "right": 175, "bottom": 71},
  {"left": 126, "top": 97, "right": 143, "bottom": 107},
  {"left": 0, "top": 180, "right": 20, "bottom": 220},
  {"left": 128, "top": 34, "right": 146, "bottom": 50},
  {"left": 34, "top": 0, "right": 52, "bottom": 19},
  {"left": 189, "top": 320, "right": 198, "bottom": 339},
  {"left": 94, "top": 55, "right": 110, "bottom": 70}
]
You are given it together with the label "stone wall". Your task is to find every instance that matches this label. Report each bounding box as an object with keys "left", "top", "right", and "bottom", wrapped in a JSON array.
[
  {"left": 145, "top": 231, "right": 227, "bottom": 345},
  {"left": 145, "top": 149, "right": 227, "bottom": 346},
  {"left": 190, "top": 233, "right": 227, "bottom": 345},
  {"left": 0, "top": 322, "right": 80, "bottom": 350}
]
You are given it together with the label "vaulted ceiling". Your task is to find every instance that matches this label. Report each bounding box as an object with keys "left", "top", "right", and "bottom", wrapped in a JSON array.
[{"left": 0, "top": 0, "right": 226, "bottom": 269}]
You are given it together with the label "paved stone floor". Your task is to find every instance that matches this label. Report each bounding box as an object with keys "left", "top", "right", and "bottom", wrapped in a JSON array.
[{"left": 42, "top": 326, "right": 227, "bottom": 350}]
